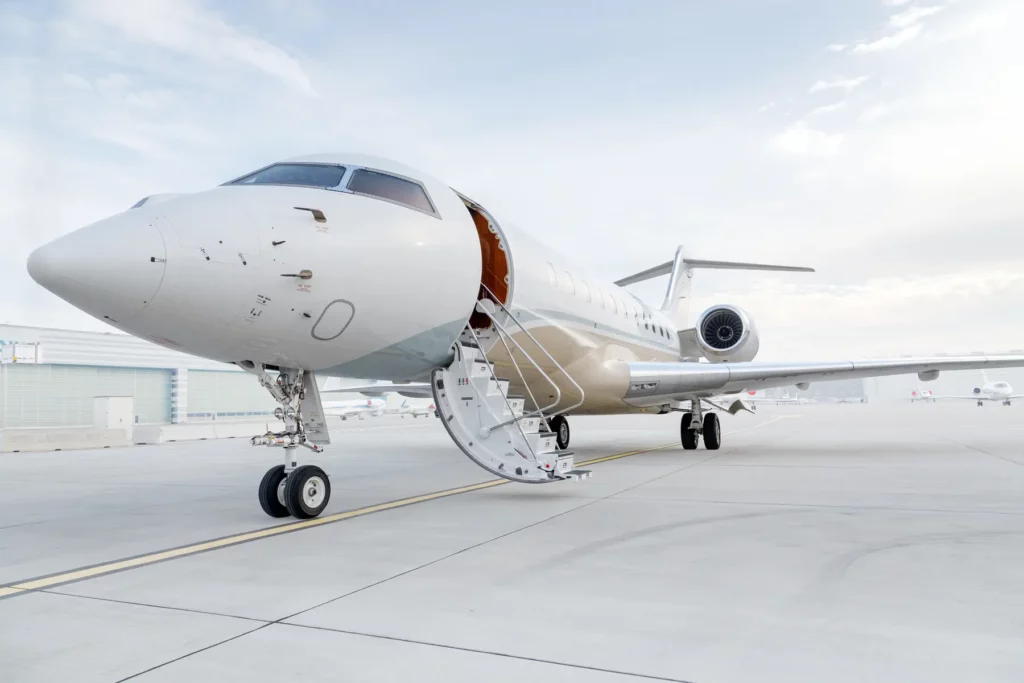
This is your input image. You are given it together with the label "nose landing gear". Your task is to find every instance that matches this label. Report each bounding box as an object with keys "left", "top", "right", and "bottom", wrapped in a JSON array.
[{"left": 244, "top": 365, "right": 332, "bottom": 519}]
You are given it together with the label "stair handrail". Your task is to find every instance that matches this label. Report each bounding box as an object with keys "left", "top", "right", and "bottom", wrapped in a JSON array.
[
  {"left": 472, "top": 299, "right": 563, "bottom": 425},
  {"left": 478, "top": 285, "right": 587, "bottom": 417},
  {"left": 488, "top": 315, "right": 553, "bottom": 427}
]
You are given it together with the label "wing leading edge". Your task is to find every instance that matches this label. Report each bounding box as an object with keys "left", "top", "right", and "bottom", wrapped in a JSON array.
[{"left": 623, "top": 356, "right": 1024, "bottom": 407}]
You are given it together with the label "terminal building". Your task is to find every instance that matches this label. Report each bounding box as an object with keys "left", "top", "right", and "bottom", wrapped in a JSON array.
[{"left": 2, "top": 322, "right": 1023, "bottom": 430}]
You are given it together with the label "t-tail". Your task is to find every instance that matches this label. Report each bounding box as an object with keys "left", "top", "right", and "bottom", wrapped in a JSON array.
[{"left": 613, "top": 245, "right": 815, "bottom": 329}]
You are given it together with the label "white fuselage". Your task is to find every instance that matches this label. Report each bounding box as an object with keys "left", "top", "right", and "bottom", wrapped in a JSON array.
[
  {"left": 26, "top": 154, "right": 680, "bottom": 416},
  {"left": 975, "top": 382, "right": 1013, "bottom": 401}
]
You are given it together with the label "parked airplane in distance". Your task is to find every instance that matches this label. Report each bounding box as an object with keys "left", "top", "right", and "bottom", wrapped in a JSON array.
[
  {"left": 392, "top": 399, "right": 436, "bottom": 418},
  {"left": 322, "top": 397, "right": 386, "bottom": 420},
  {"left": 944, "top": 379, "right": 1020, "bottom": 406},
  {"left": 27, "top": 153, "right": 1024, "bottom": 519},
  {"left": 910, "top": 389, "right": 935, "bottom": 403}
]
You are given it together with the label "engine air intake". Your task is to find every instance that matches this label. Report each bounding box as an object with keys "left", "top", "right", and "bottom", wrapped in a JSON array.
[{"left": 701, "top": 309, "right": 744, "bottom": 350}]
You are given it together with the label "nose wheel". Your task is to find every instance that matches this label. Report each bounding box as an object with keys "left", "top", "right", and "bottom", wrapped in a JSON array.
[
  {"left": 258, "top": 464, "right": 332, "bottom": 519},
  {"left": 282, "top": 465, "right": 331, "bottom": 519},
  {"left": 258, "top": 465, "right": 290, "bottom": 518}
]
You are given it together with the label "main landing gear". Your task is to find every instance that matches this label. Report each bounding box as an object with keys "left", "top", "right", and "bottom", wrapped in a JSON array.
[
  {"left": 679, "top": 399, "right": 721, "bottom": 451},
  {"left": 548, "top": 415, "right": 571, "bottom": 450},
  {"left": 244, "top": 365, "right": 332, "bottom": 519}
]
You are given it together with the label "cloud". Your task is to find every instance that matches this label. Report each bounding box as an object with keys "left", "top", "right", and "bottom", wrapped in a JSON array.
[
  {"left": 882, "top": 0, "right": 914, "bottom": 5},
  {"left": 852, "top": 24, "right": 923, "bottom": 52},
  {"left": 827, "top": 44, "right": 848, "bottom": 53},
  {"left": 4, "top": 0, "right": 1024, "bottom": 361},
  {"left": 890, "top": 5, "right": 943, "bottom": 28},
  {"left": 698, "top": 269, "right": 1024, "bottom": 359},
  {"left": 861, "top": 102, "right": 895, "bottom": 121},
  {"left": 757, "top": 101, "right": 777, "bottom": 113},
  {"left": 65, "top": 0, "right": 315, "bottom": 95},
  {"left": 808, "top": 101, "right": 845, "bottom": 117},
  {"left": 809, "top": 76, "right": 869, "bottom": 93},
  {"left": 771, "top": 121, "right": 844, "bottom": 157}
]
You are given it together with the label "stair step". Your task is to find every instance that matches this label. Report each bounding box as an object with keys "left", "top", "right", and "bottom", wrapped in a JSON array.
[
  {"left": 554, "top": 451, "right": 586, "bottom": 480},
  {"left": 560, "top": 469, "right": 592, "bottom": 481},
  {"left": 528, "top": 431, "right": 557, "bottom": 453},
  {"left": 518, "top": 416, "right": 541, "bottom": 434}
]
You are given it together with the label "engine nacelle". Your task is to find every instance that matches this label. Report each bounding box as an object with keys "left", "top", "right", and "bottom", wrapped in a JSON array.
[{"left": 695, "top": 305, "right": 760, "bottom": 363}]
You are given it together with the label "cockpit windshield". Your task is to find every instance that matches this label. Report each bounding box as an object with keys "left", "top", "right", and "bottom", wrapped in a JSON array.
[{"left": 227, "top": 163, "right": 346, "bottom": 190}]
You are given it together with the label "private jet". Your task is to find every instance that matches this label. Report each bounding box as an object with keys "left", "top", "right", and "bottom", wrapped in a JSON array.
[
  {"left": 26, "top": 154, "right": 1024, "bottom": 519},
  {"left": 392, "top": 400, "right": 436, "bottom": 418},
  {"left": 944, "top": 378, "right": 1020, "bottom": 406},
  {"left": 322, "top": 397, "right": 386, "bottom": 420}
]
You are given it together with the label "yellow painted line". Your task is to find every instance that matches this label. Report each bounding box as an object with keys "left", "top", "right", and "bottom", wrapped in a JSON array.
[
  {"left": 577, "top": 443, "right": 676, "bottom": 466},
  {"left": 0, "top": 443, "right": 674, "bottom": 597}
]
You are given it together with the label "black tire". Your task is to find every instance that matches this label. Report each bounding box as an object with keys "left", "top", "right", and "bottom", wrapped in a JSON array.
[
  {"left": 549, "top": 415, "right": 570, "bottom": 450},
  {"left": 284, "top": 465, "right": 331, "bottom": 519},
  {"left": 703, "top": 412, "right": 722, "bottom": 450},
  {"left": 680, "top": 412, "right": 699, "bottom": 450},
  {"left": 258, "top": 465, "right": 290, "bottom": 518}
]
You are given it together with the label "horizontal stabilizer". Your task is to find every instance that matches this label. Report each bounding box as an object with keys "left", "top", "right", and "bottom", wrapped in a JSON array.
[{"left": 615, "top": 259, "right": 814, "bottom": 287}]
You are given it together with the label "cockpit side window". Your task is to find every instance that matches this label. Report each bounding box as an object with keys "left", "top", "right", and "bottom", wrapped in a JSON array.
[
  {"left": 227, "top": 163, "right": 347, "bottom": 190},
  {"left": 347, "top": 169, "right": 437, "bottom": 216}
]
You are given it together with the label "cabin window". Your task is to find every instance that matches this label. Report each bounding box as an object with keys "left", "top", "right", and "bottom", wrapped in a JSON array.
[
  {"left": 347, "top": 169, "right": 436, "bottom": 215},
  {"left": 227, "top": 163, "right": 347, "bottom": 190}
]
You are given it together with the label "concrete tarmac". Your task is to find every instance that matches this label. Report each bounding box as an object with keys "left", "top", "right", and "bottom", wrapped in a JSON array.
[{"left": 1, "top": 404, "right": 1023, "bottom": 682}]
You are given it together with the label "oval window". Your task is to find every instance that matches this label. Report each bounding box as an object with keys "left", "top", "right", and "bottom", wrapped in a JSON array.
[{"left": 311, "top": 299, "right": 355, "bottom": 341}]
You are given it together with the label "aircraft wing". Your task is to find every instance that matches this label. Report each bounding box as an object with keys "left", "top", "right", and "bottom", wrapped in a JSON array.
[
  {"left": 624, "top": 356, "right": 1024, "bottom": 407},
  {"left": 321, "top": 383, "right": 433, "bottom": 398}
]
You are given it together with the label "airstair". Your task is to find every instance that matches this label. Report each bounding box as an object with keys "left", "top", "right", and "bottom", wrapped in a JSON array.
[{"left": 431, "top": 296, "right": 591, "bottom": 483}]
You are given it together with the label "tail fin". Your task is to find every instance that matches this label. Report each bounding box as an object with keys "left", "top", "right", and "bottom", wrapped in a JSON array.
[{"left": 614, "top": 246, "right": 814, "bottom": 328}]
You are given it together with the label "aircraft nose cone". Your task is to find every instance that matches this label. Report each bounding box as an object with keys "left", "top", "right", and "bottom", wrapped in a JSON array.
[{"left": 27, "top": 215, "right": 166, "bottom": 323}]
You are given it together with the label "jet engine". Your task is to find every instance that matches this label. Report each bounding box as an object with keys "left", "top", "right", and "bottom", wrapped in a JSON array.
[
  {"left": 973, "top": 387, "right": 982, "bottom": 395},
  {"left": 695, "top": 305, "right": 760, "bottom": 362}
]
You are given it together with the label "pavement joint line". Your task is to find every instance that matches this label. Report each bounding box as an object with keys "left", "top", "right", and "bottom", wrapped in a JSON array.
[
  {"left": 0, "top": 442, "right": 676, "bottom": 599},
  {"left": 280, "top": 622, "right": 698, "bottom": 683}
]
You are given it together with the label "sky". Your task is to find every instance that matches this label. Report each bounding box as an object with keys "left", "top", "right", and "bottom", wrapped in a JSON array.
[{"left": 1, "top": 0, "right": 1022, "bottom": 360}]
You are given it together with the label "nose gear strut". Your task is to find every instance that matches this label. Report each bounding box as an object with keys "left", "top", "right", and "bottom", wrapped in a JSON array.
[{"left": 242, "top": 364, "right": 332, "bottom": 518}]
